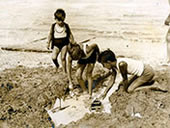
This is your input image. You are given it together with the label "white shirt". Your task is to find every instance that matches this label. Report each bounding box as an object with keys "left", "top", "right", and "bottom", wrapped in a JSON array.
[
  {"left": 117, "top": 58, "right": 144, "bottom": 76},
  {"left": 54, "top": 24, "right": 67, "bottom": 38}
]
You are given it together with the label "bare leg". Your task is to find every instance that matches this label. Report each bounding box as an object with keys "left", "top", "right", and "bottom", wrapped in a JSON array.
[
  {"left": 76, "top": 64, "right": 87, "bottom": 92},
  {"left": 127, "top": 65, "right": 154, "bottom": 93},
  {"left": 61, "top": 45, "right": 67, "bottom": 73},
  {"left": 128, "top": 75, "right": 138, "bottom": 85},
  {"left": 127, "top": 77, "right": 145, "bottom": 93},
  {"left": 86, "top": 63, "right": 95, "bottom": 98},
  {"left": 52, "top": 46, "right": 60, "bottom": 71},
  {"left": 118, "top": 75, "right": 137, "bottom": 90},
  {"left": 134, "top": 81, "right": 168, "bottom": 92}
]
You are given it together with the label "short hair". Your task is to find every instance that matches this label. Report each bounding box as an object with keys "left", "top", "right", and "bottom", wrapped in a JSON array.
[
  {"left": 68, "top": 43, "right": 84, "bottom": 60},
  {"left": 98, "top": 49, "right": 117, "bottom": 63},
  {"left": 54, "top": 9, "right": 66, "bottom": 21}
]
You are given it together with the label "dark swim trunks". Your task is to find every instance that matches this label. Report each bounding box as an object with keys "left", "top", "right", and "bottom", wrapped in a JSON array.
[
  {"left": 50, "top": 22, "right": 71, "bottom": 50},
  {"left": 52, "top": 37, "right": 69, "bottom": 50}
]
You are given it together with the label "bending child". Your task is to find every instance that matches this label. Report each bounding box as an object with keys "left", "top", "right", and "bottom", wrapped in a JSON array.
[
  {"left": 98, "top": 49, "right": 167, "bottom": 99},
  {"left": 47, "top": 9, "right": 75, "bottom": 73},
  {"left": 67, "top": 42, "right": 100, "bottom": 98}
]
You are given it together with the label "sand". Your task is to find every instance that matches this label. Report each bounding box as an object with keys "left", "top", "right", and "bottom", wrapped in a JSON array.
[{"left": 1, "top": 0, "right": 170, "bottom": 128}]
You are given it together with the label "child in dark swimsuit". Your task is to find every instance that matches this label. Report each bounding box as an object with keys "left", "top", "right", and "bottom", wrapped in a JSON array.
[
  {"left": 47, "top": 9, "right": 75, "bottom": 73},
  {"left": 67, "top": 42, "right": 100, "bottom": 98}
]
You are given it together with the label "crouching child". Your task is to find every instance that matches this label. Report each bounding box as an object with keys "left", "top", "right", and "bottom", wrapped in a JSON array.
[{"left": 98, "top": 49, "right": 167, "bottom": 99}]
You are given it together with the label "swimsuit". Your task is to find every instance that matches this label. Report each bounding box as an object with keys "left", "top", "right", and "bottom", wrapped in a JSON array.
[
  {"left": 52, "top": 37, "right": 69, "bottom": 50},
  {"left": 50, "top": 22, "right": 71, "bottom": 50},
  {"left": 78, "top": 46, "right": 99, "bottom": 64}
]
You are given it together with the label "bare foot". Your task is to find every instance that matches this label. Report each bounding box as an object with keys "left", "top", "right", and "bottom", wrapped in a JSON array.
[
  {"left": 82, "top": 91, "right": 88, "bottom": 95},
  {"left": 150, "top": 82, "right": 168, "bottom": 93},
  {"left": 150, "top": 86, "right": 168, "bottom": 93},
  {"left": 69, "top": 91, "right": 75, "bottom": 97}
]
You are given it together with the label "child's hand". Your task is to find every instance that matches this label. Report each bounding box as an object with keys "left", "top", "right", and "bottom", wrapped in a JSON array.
[
  {"left": 47, "top": 43, "right": 50, "bottom": 50},
  {"left": 69, "top": 82, "right": 74, "bottom": 90},
  {"left": 119, "top": 81, "right": 124, "bottom": 86},
  {"left": 165, "top": 21, "right": 170, "bottom": 26},
  {"left": 99, "top": 93, "right": 106, "bottom": 100},
  {"left": 102, "top": 94, "right": 107, "bottom": 99}
]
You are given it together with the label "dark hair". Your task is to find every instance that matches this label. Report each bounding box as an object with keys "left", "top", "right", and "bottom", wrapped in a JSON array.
[
  {"left": 54, "top": 9, "right": 66, "bottom": 21},
  {"left": 68, "top": 43, "right": 84, "bottom": 60},
  {"left": 98, "top": 49, "right": 117, "bottom": 63}
]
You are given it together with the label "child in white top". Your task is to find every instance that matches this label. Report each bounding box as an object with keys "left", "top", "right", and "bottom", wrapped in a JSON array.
[
  {"left": 98, "top": 49, "right": 167, "bottom": 99},
  {"left": 47, "top": 9, "right": 75, "bottom": 73}
]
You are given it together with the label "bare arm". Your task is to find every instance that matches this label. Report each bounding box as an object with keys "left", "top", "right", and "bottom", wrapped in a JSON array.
[
  {"left": 165, "top": 14, "right": 170, "bottom": 26},
  {"left": 69, "top": 32, "right": 75, "bottom": 44},
  {"left": 101, "top": 69, "right": 117, "bottom": 99},
  {"left": 47, "top": 24, "right": 53, "bottom": 49},
  {"left": 66, "top": 24, "right": 76, "bottom": 44},
  {"left": 118, "top": 61, "right": 128, "bottom": 92},
  {"left": 98, "top": 70, "right": 112, "bottom": 80}
]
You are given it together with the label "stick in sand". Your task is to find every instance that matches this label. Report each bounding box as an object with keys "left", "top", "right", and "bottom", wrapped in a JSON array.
[
  {"left": 31, "top": 36, "right": 95, "bottom": 44},
  {"left": 31, "top": 37, "right": 47, "bottom": 43},
  {"left": 1, "top": 37, "right": 96, "bottom": 53},
  {"left": 79, "top": 37, "right": 96, "bottom": 44}
]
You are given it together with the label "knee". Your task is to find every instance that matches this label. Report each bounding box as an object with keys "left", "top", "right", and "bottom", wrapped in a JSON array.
[{"left": 149, "top": 67, "right": 155, "bottom": 81}]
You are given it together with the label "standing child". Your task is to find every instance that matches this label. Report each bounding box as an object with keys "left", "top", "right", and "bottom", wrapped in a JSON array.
[{"left": 47, "top": 9, "right": 75, "bottom": 73}]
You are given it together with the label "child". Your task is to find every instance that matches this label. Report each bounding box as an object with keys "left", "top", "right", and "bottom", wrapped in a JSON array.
[
  {"left": 165, "top": 13, "right": 170, "bottom": 64},
  {"left": 67, "top": 42, "right": 100, "bottom": 98},
  {"left": 47, "top": 9, "right": 75, "bottom": 73},
  {"left": 98, "top": 49, "right": 167, "bottom": 99}
]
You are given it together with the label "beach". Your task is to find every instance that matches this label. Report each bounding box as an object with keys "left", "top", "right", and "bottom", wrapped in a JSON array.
[
  {"left": 0, "top": 0, "right": 169, "bottom": 70},
  {"left": 1, "top": 0, "right": 170, "bottom": 127}
]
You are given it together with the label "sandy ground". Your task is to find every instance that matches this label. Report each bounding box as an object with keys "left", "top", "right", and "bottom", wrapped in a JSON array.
[{"left": 1, "top": 0, "right": 170, "bottom": 128}]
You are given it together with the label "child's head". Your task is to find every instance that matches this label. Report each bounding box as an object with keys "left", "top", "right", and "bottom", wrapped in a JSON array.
[
  {"left": 54, "top": 9, "right": 66, "bottom": 22},
  {"left": 98, "top": 49, "right": 117, "bottom": 69},
  {"left": 68, "top": 43, "right": 84, "bottom": 60}
]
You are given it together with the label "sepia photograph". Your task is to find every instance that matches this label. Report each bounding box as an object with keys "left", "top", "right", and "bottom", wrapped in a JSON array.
[{"left": 0, "top": 0, "right": 170, "bottom": 127}]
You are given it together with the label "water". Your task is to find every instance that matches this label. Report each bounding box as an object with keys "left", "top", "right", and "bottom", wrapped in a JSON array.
[{"left": 0, "top": 0, "right": 169, "bottom": 46}]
